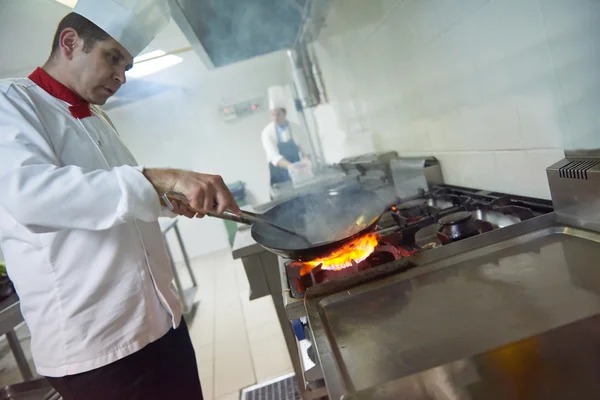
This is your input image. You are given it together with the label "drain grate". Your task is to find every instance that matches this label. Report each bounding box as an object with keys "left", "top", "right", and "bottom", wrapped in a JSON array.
[{"left": 241, "top": 374, "right": 301, "bottom": 400}]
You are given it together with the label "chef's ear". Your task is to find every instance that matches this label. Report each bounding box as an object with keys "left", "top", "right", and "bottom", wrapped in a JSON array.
[{"left": 58, "top": 28, "right": 80, "bottom": 59}]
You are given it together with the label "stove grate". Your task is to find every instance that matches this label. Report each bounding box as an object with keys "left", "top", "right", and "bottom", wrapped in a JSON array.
[{"left": 241, "top": 374, "right": 301, "bottom": 400}]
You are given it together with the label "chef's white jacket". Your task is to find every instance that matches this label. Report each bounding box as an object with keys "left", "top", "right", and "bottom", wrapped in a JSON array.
[
  {"left": 0, "top": 77, "right": 182, "bottom": 377},
  {"left": 260, "top": 121, "right": 308, "bottom": 166}
]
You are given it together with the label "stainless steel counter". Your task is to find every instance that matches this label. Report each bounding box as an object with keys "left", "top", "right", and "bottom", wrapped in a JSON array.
[
  {"left": 160, "top": 219, "right": 197, "bottom": 315},
  {"left": 306, "top": 213, "right": 600, "bottom": 399},
  {"left": 231, "top": 227, "right": 263, "bottom": 260}
]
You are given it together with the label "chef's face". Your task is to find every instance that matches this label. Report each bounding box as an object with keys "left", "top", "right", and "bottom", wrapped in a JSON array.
[
  {"left": 69, "top": 37, "right": 133, "bottom": 105},
  {"left": 272, "top": 109, "right": 288, "bottom": 126}
]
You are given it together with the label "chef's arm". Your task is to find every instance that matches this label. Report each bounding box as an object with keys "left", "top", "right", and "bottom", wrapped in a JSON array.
[
  {"left": 0, "top": 93, "right": 238, "bottom": 233},
  {"left": 0, "top": 157, "right": 159, "bottom": 233},
  {"left": 96, "top": 108, "right": 177, "bottom": 220},
  {"left": 277, "top": 159, "right": 292, "bottom": 169},
  {"left": 261, "top": 125, "right": 291, "bottom": 168}
]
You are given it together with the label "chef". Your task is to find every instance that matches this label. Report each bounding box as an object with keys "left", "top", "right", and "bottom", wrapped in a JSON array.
[
  {"left": 260, "top": 89, "right": 309, "bottom": 186},
  {"left": 0, "top": 1, "right": 237, "bottom": 399}
]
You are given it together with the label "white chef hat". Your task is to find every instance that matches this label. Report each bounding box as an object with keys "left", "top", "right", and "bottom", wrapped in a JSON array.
[
  {"left": 268, "top": 86, "right": 288, "bottom": 110},
  {"left": 268, "top": 85, "right": 300, "bottom": 124},
  {"left": 73, "top": 0, "right": 171, "bottom": 57}
]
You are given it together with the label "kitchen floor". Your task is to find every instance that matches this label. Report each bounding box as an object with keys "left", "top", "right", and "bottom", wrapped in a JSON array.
[{"left": 0, "top": 249, "right": 293, "bottom": 400}]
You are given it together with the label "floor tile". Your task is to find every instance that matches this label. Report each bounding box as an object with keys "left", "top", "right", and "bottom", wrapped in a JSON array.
[
  {"left": 249, "top": 333, "right": 294, "bottom": 383},
  {"left": 214, "top": 347, "right": 255, "bottom": 398},
  {"left": 189, "top": 302, "right": 215, "bottom": 347},
  {"left": 194, "top": 343, "right": 214, "bottom": 364},
  {"left": 241, "top": 296, "right": 280, "bottom": 332},
  {"left": 216, "top": 391, "right": 240, "bottom": 400},
  {"left": 197, "top": 360, "right": 214, "bottom": 400},
  {"left": 246, "top": 320, "right": 284, "bottom": 345}
]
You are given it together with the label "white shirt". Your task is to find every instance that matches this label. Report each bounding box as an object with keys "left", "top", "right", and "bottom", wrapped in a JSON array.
[
  {"left": 0, "top": 77, "right": 182, "bottom": 377},
  {"left": 260, "top": 121, "right": 307, "bottom": 166}
]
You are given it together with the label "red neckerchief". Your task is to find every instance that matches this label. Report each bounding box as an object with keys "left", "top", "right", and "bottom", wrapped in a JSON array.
[{"left": 28, "top": 67, "right": 92, "bottom": 119}]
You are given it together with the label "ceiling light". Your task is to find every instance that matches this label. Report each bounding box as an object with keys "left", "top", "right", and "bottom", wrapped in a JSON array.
[
  {"left": 55, "top": 0, "right": 78, "bottom": 8},
  {"left": 127, "top": 54, "right": 183, "bottom": 79},
  {"left": 134, "top": 50, "right": 167, "bottom": 64}
]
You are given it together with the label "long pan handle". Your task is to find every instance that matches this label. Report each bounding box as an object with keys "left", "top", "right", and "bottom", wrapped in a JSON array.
[
  {"left": 162, "top": 191, "right": 253, "bottom": 225},
  {"left": 162, "top": 190, "right": 313, "bottom": 245}
]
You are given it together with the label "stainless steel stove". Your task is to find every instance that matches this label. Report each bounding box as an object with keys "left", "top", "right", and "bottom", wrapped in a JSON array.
[
  {"left": 286, "top": 152, "right": 600, "bottom": 400},
  {"left": 279, "top": 184, "right": 554, "bottom": 396},
  {"left": 281, "top": 184, "right": 553, "bottom": 310}
]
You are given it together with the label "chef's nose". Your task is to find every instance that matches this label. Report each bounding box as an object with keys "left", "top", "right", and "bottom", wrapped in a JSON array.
[{"left": 115, "top": 68, "right": 126, "bottom": 85}]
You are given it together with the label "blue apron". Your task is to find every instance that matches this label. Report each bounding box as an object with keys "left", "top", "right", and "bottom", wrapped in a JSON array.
[{"left": 269, "top": 125, "right": 301, "bottom": 185}]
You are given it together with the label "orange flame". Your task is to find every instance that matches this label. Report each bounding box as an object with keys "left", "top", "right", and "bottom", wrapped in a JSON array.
[{"left": 300, "top": 233, "right": 379, "bottom": 275}]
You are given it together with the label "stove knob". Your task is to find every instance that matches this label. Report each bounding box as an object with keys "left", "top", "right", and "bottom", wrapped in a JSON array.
[{"left": 291, "top": 319, "right": 306, "bottom": 341}]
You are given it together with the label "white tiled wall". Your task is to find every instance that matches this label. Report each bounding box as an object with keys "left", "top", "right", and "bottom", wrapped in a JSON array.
[{"left": 313, "top": 0, "right": 600, "bottom": 199}]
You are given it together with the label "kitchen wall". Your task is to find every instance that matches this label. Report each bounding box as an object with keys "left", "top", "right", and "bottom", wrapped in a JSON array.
[{"left": 313, "top": 0, "right": 600, "bottom": 199}]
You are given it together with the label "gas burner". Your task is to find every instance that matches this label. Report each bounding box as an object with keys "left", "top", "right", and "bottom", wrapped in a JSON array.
[
  {"left": 427, "top": 197, "right": 455, "bottom": 210},
  {"left": 394, "top": 199, "right": 430, "bottom": 223},
  {"left": 427, "top": 194, "right": 473, "bottom": 210},
  {"left": 489, "top": 205, "right": 535, "bottom": 221},
  {"left": 437, "top": 211, "right": 493, "bottom": 245},
  {"left": 288, "top": 233, "right": 418, "bottom": 296},
  {"left": 308, "top": 243, "right": 401, "bottom": 285}
]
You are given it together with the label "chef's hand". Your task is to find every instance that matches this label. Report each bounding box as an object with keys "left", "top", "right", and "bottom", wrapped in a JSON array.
[
  {"left": 277, "top": 159, "right": 292, "bottom": 169},
  {"left": 169, "top": 199, "right": 198, "bottom": 219},
  {"left": 143, "top": 168, "right": 240, "bottom": 218}
]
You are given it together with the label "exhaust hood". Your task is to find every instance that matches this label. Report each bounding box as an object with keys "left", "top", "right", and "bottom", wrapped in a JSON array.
[{"left": 168, "top": 0, "right": 332, "bottom": 69}]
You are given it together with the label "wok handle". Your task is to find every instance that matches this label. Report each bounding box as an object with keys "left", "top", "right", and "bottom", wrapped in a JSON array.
[
  {"left": 161, "top": 190, "right": 253, "bottom": 225},
  {"left": 207, "top": 211, "right": 253, "bottom": 225}
]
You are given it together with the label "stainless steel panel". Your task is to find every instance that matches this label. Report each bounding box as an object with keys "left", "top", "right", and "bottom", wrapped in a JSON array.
[
  {"left": 390, "top": 159, "right": 428, "bottom": 199},
  {"left": 343, "top": 313, "right": 600, "bottom": 399},
  {"left": 241, "top": 255, "right": 271, "bottom": 300},
  {"left": 279, "top": 256, "right": 307, "bottom": 320},
  {"left": 424, "top": 161, "right": 444, "bottom": 186},
  {"left": 547, "top": 157, "right": 600, "bottom": 232},
  {"left": 308, "top": 220, "right": 600, "bottom": 399}
]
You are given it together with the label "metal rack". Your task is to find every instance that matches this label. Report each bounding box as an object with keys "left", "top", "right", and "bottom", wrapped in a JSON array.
[{"left": 160, "top": 219, "right": 198, "bottom": 315}]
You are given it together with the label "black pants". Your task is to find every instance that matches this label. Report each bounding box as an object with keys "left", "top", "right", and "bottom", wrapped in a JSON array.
[{"left": 46, "top": 319, "right": 203, "bottom": 400}]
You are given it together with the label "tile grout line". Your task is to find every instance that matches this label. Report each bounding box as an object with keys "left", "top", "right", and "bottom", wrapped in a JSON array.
[
  {"left": 397, "top": 148, "right": 564, "bottom": 155},
  {"left": 236, "top": 265, "right": 258, "bottom": 390},
  {"left": 210, "top": 264, "right": 217, "bottom": 400},
  {"left": 214, "top": 260, "right": 254, "bottom": 399}
]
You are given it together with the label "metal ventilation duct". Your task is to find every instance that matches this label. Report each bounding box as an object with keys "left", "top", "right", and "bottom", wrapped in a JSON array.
[
  {"left": 287, "top": 44, "right": 328, "bottom": 108},
  {"left": 168, "top": 0, "right": 332, "bottom": 69}
]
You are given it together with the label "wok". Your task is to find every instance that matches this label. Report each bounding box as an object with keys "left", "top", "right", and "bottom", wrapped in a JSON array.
[
  {"left": 164, "top": 186, "right": 388, "bottom": 261},
  {"left": 247, "top": 187, "right": 386, "bottom": 261}
]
